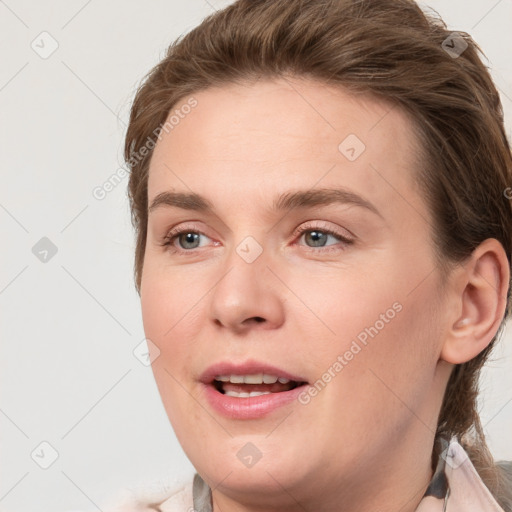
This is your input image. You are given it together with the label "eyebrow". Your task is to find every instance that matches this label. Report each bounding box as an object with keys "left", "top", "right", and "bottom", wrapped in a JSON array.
[{"left": 148, "top": 187, "right": 383, "bottom": 218}]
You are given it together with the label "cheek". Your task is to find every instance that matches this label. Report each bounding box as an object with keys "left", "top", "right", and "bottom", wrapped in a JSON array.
[
  {"left": 141, "top": 282, "right": 176, "bottom": 351},
  {"left": 140, "top": 263, "right": 205, "bottom": 346},
  {"left": 140, "top": 272, "right": 204, "bottom": 415},
  {"left": 304, "top": 297, "right": 441, "bottom": 466},
  {"left": 342, "top": 282, "right": 441, "bottom": 421},
  {"left": 140, "top": 276, "right": 203, "bottom": 431},
  {"left": 297, "top": 258, "right": 442, "bottom": 412},
  {"left": 284, "top": 262, "right": 405, "bottom": 349}
]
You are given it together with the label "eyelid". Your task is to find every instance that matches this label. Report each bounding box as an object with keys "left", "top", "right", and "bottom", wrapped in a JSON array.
[{"left": 291, "top": 220, "right": 354, "bottom": 242}]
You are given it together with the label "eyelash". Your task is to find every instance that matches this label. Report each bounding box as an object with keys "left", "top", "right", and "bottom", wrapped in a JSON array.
[{"left": 160, "top": 222, "right": 354, "bottom": 255}]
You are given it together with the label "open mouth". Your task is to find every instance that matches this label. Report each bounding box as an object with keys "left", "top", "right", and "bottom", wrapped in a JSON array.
[{"left": 212, "top": 374, "right": 307, "bottom": 398}]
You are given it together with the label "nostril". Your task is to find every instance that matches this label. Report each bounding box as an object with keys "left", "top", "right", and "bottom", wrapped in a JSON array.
[{"left": 242, "top": 316, "right": 265, "bottom": 325}]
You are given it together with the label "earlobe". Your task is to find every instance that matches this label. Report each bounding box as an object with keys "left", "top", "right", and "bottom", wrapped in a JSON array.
[{"left": 440, "top": 239, "right": 509, "bottom": 365}]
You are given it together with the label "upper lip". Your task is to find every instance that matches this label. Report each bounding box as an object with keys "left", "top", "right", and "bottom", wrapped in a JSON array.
[{"left": 199, "top": 360, "right": 308, "bottom": 384}]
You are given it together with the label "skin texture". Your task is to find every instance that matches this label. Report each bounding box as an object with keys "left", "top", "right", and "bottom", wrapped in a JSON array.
[{"left": 140, "top": 77, "right": 509, "bottom": 512}]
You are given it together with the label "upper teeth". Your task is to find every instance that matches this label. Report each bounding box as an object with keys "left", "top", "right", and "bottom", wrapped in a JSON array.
[{"left": 215, "top": 374, "right": 291, "bottom": 384}]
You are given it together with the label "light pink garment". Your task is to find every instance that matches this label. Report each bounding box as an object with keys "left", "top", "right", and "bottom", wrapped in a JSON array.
[
  {"left": 428, "top": 438, "right": 504, "bottom": 512},
  {"left": 408, "top": 437, "right": 505, "bottom": 512}
]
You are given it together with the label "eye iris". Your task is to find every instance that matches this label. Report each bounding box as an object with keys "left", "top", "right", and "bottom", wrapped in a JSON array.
[
  {"left": 179, "top": 232, "right": 200, "bottom": 249},
  {"left": 305, "top": 230, "right": 328, "bottom": 247}
]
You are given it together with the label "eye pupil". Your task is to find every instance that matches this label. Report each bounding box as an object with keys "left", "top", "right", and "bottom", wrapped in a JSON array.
[
  {"left": 306, "top": 230, "right": 328, "bottom": 247},
  {"left": 179, "top": 232, "right": 200, "bottom": 249}
]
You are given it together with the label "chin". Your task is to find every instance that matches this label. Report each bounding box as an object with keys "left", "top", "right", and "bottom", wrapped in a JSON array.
[
  {"left": 187, "top": 434, "right": 317, "bottom": 496},
  {"left": 201, "top": 459, "right": 311, "bottom": 507}
]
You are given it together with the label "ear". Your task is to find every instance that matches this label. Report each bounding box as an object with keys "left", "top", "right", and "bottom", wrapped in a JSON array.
[{"left": 440, "top": 238, "right": 510, "bottom": 365}]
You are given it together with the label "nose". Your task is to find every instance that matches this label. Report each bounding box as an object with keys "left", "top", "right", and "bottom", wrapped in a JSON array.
[{"left": 209, "top": 245, "right": 285, "bottom": 334}]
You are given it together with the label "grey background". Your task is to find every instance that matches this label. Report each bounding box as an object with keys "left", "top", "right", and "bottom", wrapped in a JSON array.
[{"left": 0, "top": 1, "right": 511, "bottom": 511}]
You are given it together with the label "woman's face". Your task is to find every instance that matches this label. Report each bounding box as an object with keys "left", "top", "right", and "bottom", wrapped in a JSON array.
[{"left": 141, "top": 78, "right": 454, "bottom": 509}]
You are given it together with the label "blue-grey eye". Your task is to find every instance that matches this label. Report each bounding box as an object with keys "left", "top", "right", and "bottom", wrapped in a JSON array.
[
  {"left": 178, "top": 232, "right": 201, "bottom": 249},
  {"left": 304, "top": 230, "right": 335, "bottom": 247}
]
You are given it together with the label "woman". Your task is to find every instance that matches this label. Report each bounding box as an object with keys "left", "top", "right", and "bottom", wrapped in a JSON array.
[{"left": 109, "top": 0, "right": 512, "bottom": 510}]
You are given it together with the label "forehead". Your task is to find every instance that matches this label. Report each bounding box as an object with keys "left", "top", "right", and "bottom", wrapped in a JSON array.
[{"left": 147, "top": 77, "right": 425, "bottom": 221}]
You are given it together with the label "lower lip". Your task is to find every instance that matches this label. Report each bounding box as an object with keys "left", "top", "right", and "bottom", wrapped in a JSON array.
[{"left": 202, "top": 383, "right": 307, "bottom": 419}]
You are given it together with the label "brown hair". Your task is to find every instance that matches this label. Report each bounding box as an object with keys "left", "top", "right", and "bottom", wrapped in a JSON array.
[{"left": 124, "top": 0, "right": 512, "bottom": 507}]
